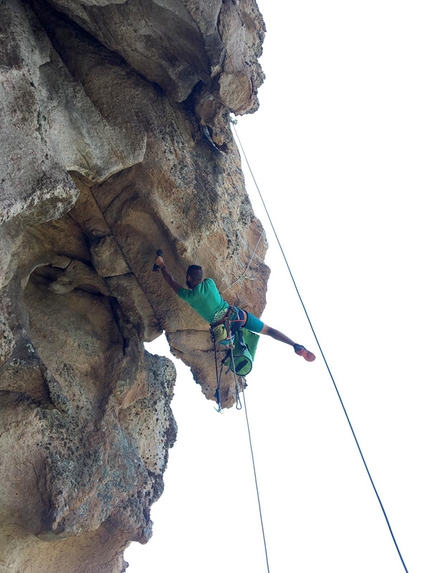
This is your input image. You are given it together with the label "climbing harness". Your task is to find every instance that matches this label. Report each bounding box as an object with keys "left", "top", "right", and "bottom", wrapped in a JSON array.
[{"left": 232, "top": 121, "right": 410, "bottom": 573}]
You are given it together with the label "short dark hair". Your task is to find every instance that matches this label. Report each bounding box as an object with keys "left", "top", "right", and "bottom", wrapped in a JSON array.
[{"left": 187, "top": 265, "right": 203, "bottom": 281}]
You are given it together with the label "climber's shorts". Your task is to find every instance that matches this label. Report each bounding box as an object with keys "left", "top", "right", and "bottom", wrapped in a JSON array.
[
  {"left": 231, "top": 307, "right": 264, "bottom": 334},
  {"left": 243, "top": 310, "right": 264, "bottom": 334}
]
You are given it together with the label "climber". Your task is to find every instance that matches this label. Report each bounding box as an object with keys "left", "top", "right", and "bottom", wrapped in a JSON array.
[{"left": 154, "top": 255, "right": 316, "bottom": 362}]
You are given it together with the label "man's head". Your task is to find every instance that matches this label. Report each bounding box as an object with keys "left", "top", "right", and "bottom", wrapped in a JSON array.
[{"left": 186, "top": 265, "right": 203, "bottom": 289}]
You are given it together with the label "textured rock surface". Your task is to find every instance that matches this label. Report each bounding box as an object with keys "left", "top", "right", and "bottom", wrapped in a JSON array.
[{"left": 0, "top": 0, "right": 268, "bottom": 571}]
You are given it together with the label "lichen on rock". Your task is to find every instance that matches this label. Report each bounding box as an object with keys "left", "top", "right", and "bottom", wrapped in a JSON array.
[{"left": 0, "top": 0, "right": 268, "bottom": 571}]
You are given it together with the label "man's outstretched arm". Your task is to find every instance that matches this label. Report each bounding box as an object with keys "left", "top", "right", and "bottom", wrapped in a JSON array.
[{"left": 155, "top": 256, "right": 182, "bottom": 294}]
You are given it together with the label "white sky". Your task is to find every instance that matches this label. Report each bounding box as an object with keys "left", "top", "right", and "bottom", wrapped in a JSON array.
[{"left": 126, "top": 1, "right": 430, "bottom": 571}]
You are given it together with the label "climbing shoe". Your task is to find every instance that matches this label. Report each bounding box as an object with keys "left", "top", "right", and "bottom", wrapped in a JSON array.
[{"left": 293, "top": 344, "right": 316, "bottom": 362}]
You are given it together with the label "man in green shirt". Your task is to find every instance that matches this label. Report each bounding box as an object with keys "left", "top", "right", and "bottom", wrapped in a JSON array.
[{"left": 155, "top": 255, "right": 316, "bottom": 362}]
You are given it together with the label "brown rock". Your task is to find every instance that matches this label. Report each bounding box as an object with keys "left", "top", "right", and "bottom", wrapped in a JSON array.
[{"left": 0, "top": 0, "right": 268, "bottom": 571}]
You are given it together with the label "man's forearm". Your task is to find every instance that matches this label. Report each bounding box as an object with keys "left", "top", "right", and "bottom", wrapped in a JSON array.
[{"left": 160, "top": 265, "right": 182, "bottom": 293}]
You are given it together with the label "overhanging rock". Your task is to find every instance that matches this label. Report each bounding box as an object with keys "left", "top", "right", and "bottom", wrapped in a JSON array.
[{"left": 0, "top": 1, "right": 268, "bottom": 571}]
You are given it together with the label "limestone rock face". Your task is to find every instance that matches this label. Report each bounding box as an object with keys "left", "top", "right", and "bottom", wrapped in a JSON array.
[{"left": 0, "top": 1, "right": 268, "bottom": 571}]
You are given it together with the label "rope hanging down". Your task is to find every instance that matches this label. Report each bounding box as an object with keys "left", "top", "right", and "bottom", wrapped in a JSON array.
[
  {"left": 232, "top": 122, "right": 410, "bottom": 573},
  {"left": 211, "top": 321, "right": 271, "bottom": 573}
]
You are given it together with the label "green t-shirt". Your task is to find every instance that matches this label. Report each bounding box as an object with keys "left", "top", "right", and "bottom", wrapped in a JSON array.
[{"left": 178, "top": 278, "right": 229, "bottom": 324}]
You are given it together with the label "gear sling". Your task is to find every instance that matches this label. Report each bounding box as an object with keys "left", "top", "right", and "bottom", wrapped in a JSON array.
[{"left": 211, "top": 307, "right": 260, "bottom": 377}]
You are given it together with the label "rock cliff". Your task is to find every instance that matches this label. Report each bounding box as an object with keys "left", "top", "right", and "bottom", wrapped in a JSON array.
[{"left": 0, "top": 1, "right": 268, "bottom": 571}]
